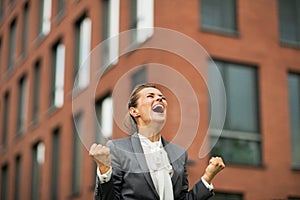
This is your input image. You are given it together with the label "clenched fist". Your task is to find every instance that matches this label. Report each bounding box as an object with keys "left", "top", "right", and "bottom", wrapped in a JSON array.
[
  {"left": 203, "top": 156, "right": 225, "bottom": 184},
  {"left": 89, "top": 143, "right": 111, "bottom": 174}
]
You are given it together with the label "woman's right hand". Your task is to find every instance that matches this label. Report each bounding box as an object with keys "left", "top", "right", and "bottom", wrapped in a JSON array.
[{"left": 89, "top": 143, "right": 111, "bottom": 174}]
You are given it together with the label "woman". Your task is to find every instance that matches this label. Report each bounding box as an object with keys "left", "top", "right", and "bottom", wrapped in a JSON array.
[{"left": 89, "top": 83, "right": 225, "bottom": 200}]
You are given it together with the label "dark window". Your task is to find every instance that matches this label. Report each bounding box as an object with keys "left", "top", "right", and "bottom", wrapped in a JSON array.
[
  {"left": 32, "top": 60, "right": 41, "bottom": 124},
  {"left": 209, "top": 60, "right": 261, "bottom": 166},
  {"left": 131, "top": 66, "right": 147, "bottom": 90},
  {"left": 96, "top": 94, "right": 113, "bottom": 141},
  {"left": 38, "top": 0, "right": 51, "bottom": 36},
  {"left": 74, "top": 16, "right": 91, "bottom": 90},
  {"left": 101, "top": 0, "right": 119, "bottom": 67},
  {"left": 72, "top": 113, "right": 83, "bottom": 195},
  {"left": 211, "top": 192, "right": 243, "bottom": 200},
  {"left": 0, "top": 0, "right": 5, "bottom": 22},
  {"left": 8, "top": 18, "right": 17, "bottom": 74},
  {"left": 14, "top": 156, "right": 21, "bottom": 200},
  {"left": 51, "top": 128, "right": 60, "bottom": 200},
  {"left": 50, "top": 42, "right": 65, "bottom": 108},
  {"left": 1, "top": 164, "right": 8, "bottom": 200},
  {"left": 16, "top": 76, "right": 28, "bottom": 136},
  {"left": 278, "top": 0, "right": 300, "bottom": 46},
  {"left": 201, "top": 0, "right": 237, "bottom": 35},
  {"left": 288, "top": 197, "right": 300, "bottom": 200},
  {"left": 129, "top": 0, "right": 154, "bottom": 45},
  {"left": 21, "top": 3, "right": 29, "bottom": 58},
  {"left": 0, "top": 37, "right": 2, "bottom": 78},
  {"left": 31, "top": 142, "right": 45, "bottom": 200},
  {"left": 288, "top": 72, "right": 300, "bottom": 169},
  {"left": 2, "top": 92, "right": 9, "bottom": 148}
]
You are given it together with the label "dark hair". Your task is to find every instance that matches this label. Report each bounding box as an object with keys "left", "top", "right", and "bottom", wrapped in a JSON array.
[
  {"left": 128, "top": 83, "right": 157, "bottom": 109},
  {"left": 127, "top": 83, "right": 157, "bottom": 126}
]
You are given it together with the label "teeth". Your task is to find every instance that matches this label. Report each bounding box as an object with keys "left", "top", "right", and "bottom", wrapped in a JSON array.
[{"left": 152, "top": 104, "right": 164, "bottom": 113}]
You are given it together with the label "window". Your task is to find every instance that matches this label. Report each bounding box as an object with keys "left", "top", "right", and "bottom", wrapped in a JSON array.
[
  {"left": 14, "top": 156, "right": 21, "bottom": 200},
  {"left": 39, "top": 0, "right": 52, "bottom": 36},
  {"left": 288, "top": 197, "right": 300, "bottom": 200},
  {"left": 209, "top": 60, "right": 261, "bottom": 166},
  {"left": 31, "top": 142, "right": 45, "bottom": 200},
  {"left": 101, "top": 0, "right": 119, "bottom": 67},
  {"left": 96, "top": 95, "right": 113, "bottom": 140},
  {"left": 131, "top": 66, "right": 147, "bottom": 90},
  {"left": 211, "top": 192, "right": 243, "bottom": 200},
  {"left": 288, "top": 72, "right": 300, "bottom": 169},
  {"left": 1, "top": 92, "right": 9, "bottom": 148},
  {"left": 130, "top": 0, "right": 154, "bottom": 45},
  {"left": 16, "top": 76, "right": 28, "bottom": 136},
  {"left": 278, "top": 0, "right": 300, "bottom": 46},
  {"left": 51, "top": 128, "right": 60, "bottom": 200},
  {"left": 21, "top": 3, "right": 29, "bottom": 58},
  {"left": 0, "top": 0, "right": 5, "bottom": 22},
  {"left": 72, "top": 113, "right": 83, "bottom": 195},
  {"left": 8, "top": 18, "right": 17, "bottom": 74},
  {"left": 74, "top": 17, "right": 91, "bottom": 90},
  {"left": 200, "top": 0, "right": 237, "bottom": 35},
  {"left": 1, "top": 164, "right": 8, "bottom": 200},
  {"left": 0, "top": 37, "right": 2, "bottom": 78},
  {"left": 50, "top": 42, "right": 65, "bottom": 108},
  {"left": 32, "top": 60, "right": 41, "bottom": 124}
]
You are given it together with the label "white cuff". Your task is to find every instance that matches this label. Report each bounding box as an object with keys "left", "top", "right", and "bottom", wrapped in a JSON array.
[
  {"left": 201, "top": 176, "right": 214, "bottom": 191},
  {"left": 97, "top": 167, "right": 112, "bottom": 183}
]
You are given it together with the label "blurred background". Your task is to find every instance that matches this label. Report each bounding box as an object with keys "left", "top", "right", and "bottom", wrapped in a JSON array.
[{"left": 0, "top": 0, "right": 300, "bottom": 199}]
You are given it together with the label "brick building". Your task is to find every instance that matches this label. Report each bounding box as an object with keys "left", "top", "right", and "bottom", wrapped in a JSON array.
[{"left": 0, "top": 0, "right": 300, "bottom": 199}]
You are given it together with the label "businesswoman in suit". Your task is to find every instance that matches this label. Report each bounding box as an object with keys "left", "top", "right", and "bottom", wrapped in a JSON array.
[{"left": 89, "top": 84, "right": 225, "bottom": 200}]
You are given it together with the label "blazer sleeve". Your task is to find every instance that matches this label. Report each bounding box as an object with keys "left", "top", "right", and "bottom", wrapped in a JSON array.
[
  {"left": 94, "top": 141, "right": 124, "bottom": 200},
  {"left": 179, "top": 152, "right": 214, "bottom": 200}
]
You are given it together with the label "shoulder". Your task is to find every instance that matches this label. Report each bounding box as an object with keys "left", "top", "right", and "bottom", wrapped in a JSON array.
[
  {"left": 106, "top": 137, "right": 132, "bottom": 152},
  {"left": 162, "top": 138, "right": 187, "bottom": 158}
]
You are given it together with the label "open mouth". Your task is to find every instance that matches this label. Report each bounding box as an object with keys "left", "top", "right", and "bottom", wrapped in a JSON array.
[{"left": 152, "top": 104, "right": 165, "bottom": 113}]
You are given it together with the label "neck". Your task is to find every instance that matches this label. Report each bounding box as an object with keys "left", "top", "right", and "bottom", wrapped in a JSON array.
[{"left": 137, "top": 125, "right": 161, "bottom": 142}]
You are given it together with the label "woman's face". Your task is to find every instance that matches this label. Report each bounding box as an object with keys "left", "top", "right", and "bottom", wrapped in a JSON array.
[{"left": 130, "top": 87, "right": 168, "bottom": 127}]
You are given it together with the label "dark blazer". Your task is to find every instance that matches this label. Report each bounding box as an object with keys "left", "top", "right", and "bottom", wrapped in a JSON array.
[{"left": 94, "top": 133, "right": 214, "bottom": 200}]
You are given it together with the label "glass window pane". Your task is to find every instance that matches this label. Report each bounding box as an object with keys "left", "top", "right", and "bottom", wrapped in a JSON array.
[
  {"left": 17, "top": 76, "right": 28, "bottom": 136},
  {"left": 51, "top": 128, "right": 60, "bottom": 200},
  {"left": 72, "top": 114, "right": 82, "bottom": 195},
  {"left": 75, "top": 17, "right": 91, "bottom": 89},
  {"left": 211, "top": 192, "right": 243, "bottom": 200},
  {"left": 1, "top": 165, "right": 8, "bottom": 200},
  {"left": 2, "top": 92, "right": 10, "bottom": 147},
  {"left": 31, "top": 142, "right": 44, "bottom": 200},
  {"left": 225, "top": 64, "right": 259, "bottom": 133},
  {"left": 288, "top": 73, "right": 300, "bottom": 168},
  {"left": 211, "top": 136, "right": 261, "bottom": 165},
  {"left": 8, "top": 19, "right": 17, "bottom": 73},
  {"left": 21, "top": 3, "right": 29, "bottom": 57},
  {"left": 14, "top": 156, "right": 21, "bottom": 200},
  {"left": 278, "top": 0, "right": 300, "bottom": 44},
  {"left": 96, "top": 95, "right": 113, "bottom": 140},
  {"left": 201, "top": 0, "right": 237, "bottom": 34},
  {"left": 32, "top": 61, "right": 41, "bottom": 124}
]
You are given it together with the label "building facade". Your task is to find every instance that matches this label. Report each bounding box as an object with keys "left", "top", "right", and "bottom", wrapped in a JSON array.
[{"left": 0, "top": 0, "right": 300, "bottom": 199}]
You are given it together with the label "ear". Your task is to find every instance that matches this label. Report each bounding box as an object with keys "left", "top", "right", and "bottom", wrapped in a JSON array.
[{"left": 129, "top": 107, "right": 140, "bottom": 118}]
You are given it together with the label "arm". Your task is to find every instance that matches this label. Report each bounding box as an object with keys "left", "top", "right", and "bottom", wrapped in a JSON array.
[
  {"left": 180, "top": 152, "right": 214, "bottom": 200},
  {"left": 180, "top": 153, "right": 225, "bottom": 200},
  {"left": 90, "top": 141, "right": 123, "bottom": 200}
]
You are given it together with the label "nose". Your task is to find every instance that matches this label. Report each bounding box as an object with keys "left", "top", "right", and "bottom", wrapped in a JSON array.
[{"left": 156, "top": 96, "right": 163, "bottom": 102}]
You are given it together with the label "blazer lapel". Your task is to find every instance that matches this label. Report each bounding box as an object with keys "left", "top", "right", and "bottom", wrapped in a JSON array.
[
  {"left": 130, "top": 133, "right": 159, "bottom": 199},
  {"left": 161, "top": 137, "right": 180, "bottom": 186}
]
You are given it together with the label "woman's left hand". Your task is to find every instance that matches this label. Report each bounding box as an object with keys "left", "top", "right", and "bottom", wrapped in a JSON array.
[{"left": 202, "top": 156, "right": 225, "bottom": 184}]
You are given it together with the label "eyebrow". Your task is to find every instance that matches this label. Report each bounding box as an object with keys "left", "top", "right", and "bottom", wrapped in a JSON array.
[{"left": 146, "top": 93, "right": 165, "bottom": 97}]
